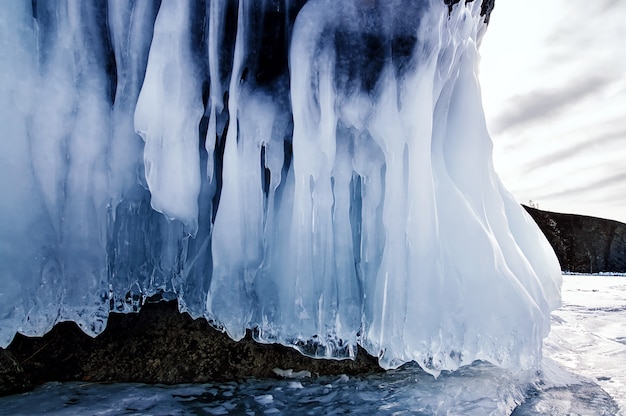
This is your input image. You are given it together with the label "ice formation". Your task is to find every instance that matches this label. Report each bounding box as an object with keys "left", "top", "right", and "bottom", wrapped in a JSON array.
[{"left": 0, "top": 0, "right": 561, "bottom": 376}]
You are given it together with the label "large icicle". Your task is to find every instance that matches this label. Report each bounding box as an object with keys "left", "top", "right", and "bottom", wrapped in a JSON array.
[
  {"left": 0, "top": 0, "right": 40, "bottom": 346},
  {"left": 134, "top": 0, "right": 204, "bottom": 234},
  {"left": 0, "top": 0, "right": 562, "bottom": 377}
]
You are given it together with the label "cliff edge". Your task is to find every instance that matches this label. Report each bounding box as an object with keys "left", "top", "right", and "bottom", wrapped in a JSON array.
[{"left": 524, "top": 205, "right": 626, "bottom": 274}]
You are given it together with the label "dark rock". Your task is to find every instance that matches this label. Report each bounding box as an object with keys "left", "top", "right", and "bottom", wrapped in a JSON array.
[
  {"left": 444, "top": 0, "right": 495, "bottom": 23},
  {"left": 5, "top": 300, "right": 381, "bottom": 395},
  {"left": 524, "top": 205, "right": 626, "bottom": 274},
  {"left": 0, "top": 349, "right": 31, "bottom": 396}
]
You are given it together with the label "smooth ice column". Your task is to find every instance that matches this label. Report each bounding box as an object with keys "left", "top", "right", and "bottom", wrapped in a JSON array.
[
  {"left": 208, "top": 93, "right": 274, "bottom": 340},
  {"left": 135, "top": 0, "right": 203, "bottom": 234},
  {"left": 107, "top": 0, "right": 161, "bottom": 307},
  {"left": 0, "top": 0, "right": 40, "bottom": 346},
  {"left": 363, "top": 59, "right": 443, "bottom": 370},
  {"left": 419, "top": 2, "right": 558, "bottom": 374},
  {"left": 281, "top": 0, "right": 371, "bottom": 354},
  {"left": 108, "top": 0, "right": 159, "bottom": 201},
  {"left": 22, "top": 1, "right": 113, "bottom": 337},
  {"left": 205, "top": 0, "right": 225, "bottom": 182},
  {"left": 290, "top": 10, "right": 342, "bottom": 350},
  {"left": 208, "top": 0, "right": 265, "bottom": 340}
]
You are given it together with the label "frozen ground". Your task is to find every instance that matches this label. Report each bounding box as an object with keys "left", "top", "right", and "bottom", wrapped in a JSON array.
[
  {"left": 543, "top": 274, "right": 626, "bottom": 412},
  {"left": 0, "top": 274, "right": 622, "bottom": 415}
]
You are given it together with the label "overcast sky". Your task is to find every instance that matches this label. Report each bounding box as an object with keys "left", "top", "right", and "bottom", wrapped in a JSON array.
[{"left": 479, "top": 0, "right": 626, "bottom": 223}]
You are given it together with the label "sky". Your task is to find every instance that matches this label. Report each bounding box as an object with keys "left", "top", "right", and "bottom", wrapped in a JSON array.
[{"left": 478, "top": 0, "right": 626, "bottom": 223}]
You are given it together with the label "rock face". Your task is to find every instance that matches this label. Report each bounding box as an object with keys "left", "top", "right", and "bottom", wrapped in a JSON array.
[
  {"left": 524, "top": 206, "right": 626, "bottom": 274},
  {"left": 0, "top": 349, "right": 31, "bottom": 396},
  {"left": 1, "top": 300, "right": 381, "bottom": 397}
]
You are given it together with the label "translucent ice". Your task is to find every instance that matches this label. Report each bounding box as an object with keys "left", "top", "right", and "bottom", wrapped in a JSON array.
[{"left": 0, "top": 0, "right": 561, "bottom": 376}]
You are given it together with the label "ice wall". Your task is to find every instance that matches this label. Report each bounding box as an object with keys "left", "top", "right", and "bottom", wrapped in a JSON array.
[{"left": 0, "top": 0, "right": 562, "bottom": 376}]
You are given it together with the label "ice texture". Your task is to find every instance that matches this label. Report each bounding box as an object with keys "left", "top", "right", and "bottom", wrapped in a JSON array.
[{"left": 0, "top": 0, "right": 562, "bottom": 376}]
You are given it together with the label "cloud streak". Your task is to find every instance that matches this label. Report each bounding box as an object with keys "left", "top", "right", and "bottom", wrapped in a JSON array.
[
  {"left": 534, "top": 171, "right": 626, "bottom": 201},
  {"left": 520, "top": 129, "right": 626, "bottom": 175},
  {"left": 489, "top": 75, "right": 613, "bottom": 136}
]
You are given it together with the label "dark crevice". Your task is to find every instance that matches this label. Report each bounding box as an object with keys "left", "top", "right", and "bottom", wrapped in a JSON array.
[
  {"left": 444, "top": 0, "right": 495, "bottom": 23},
  {"left": 260, "top": 145, "right": 271, "bottom": 196}
]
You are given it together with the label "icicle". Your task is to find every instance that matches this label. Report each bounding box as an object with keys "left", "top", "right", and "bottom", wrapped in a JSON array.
[{"left": 135, "top": 0, "right": 203, "bottom": 235}]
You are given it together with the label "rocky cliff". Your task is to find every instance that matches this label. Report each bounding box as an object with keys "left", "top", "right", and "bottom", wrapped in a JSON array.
[{"left": 524, "top": 205, "right": 626, "bottom": 274}]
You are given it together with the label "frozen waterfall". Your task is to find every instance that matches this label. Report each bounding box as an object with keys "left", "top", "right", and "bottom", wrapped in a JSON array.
[{"left": 0, "top": 0, "right": 561, "bottom": 376}]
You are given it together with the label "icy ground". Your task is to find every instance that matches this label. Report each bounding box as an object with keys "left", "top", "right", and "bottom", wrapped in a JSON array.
[
  {"left": 0, "top": 274, "right": 622, "bottom": 415},
  {"left": 541, "top": 274, "right": 626, "bottom": 413}
]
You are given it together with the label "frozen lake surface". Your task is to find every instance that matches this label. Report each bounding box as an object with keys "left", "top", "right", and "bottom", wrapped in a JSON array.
[
  {"left": 540, "top": 274, "right": 626, "bottom": 413},
  {"left": 0, "top": 274, "right": 623, "bottom": 415}
]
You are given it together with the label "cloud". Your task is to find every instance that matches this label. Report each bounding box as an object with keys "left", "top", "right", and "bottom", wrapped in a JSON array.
[
  {"left": 489, "top": 75, "right": 613, "bottom": 136},
  {"left": 520, "top": 129, "right": 626, "bottom": 174},
  {"left": 534, "top": 170, "right": 626, "bottom": 201}
]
